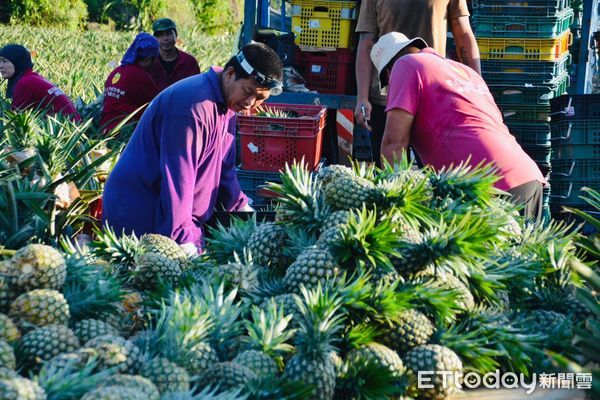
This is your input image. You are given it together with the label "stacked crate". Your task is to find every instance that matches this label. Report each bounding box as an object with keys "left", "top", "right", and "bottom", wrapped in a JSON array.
[
  {"left": 235, "top": 103, "right": 327, "bottom": 206},
  {"left": 291, "top": 0, "right": 358, "bottom": 94},
  {"left": 549, "top": 94, "right": 600, "bottom": 214},
  {"left": 473, "top": 0, "right": 574, "bottom": 210}
]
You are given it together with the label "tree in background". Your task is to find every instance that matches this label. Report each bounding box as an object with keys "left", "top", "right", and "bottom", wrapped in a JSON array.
[{"left": 7, "top": 0, "right": 88, "bottom": 30}]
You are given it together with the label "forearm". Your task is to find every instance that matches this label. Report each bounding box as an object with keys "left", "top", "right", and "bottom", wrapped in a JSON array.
[
  {"left": 381, "top": 135, "right": 410, "bottom": 165},
  {"left": 451, "top": 18, "right": 481, "bottom": 74},
  {"left": 356, "top": 34, "right": 375, "bottom": 102}
]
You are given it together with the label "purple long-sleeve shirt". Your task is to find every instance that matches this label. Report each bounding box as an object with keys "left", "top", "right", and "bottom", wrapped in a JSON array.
[{"left": 102, "top": 67, "right": 248, "bottom": 249}]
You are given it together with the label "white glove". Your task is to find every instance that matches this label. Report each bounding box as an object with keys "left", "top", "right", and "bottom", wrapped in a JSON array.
[
  {"left": 238, "top": 203, "right": 255, "bottom": 212},
  {"left": 179, "top": 242, "right": 199, "bottom": 258}
]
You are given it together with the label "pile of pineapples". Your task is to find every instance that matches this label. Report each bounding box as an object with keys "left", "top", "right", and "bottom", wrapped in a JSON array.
[{"left": 0, "top": 159, "right": 597, "bottom": 400}]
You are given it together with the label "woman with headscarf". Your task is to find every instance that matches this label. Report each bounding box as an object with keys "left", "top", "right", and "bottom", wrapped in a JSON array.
[
  {"left": 100, "top": 32, "right": 160, "bottom": 134},
  {"left": 0, "top": 44, "right": 81, "bottom": 120}
]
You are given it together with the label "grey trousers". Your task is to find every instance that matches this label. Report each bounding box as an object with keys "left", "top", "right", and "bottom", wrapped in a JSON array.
[{"left": 507, "top": 180, "right": 544, "bottom": 222}]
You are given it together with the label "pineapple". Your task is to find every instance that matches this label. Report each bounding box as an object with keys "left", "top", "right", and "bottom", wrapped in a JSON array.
[
  {"left": 283, "top": 248, "right": 340, "bottom": 293},
  {"left": 378, "top": 309, "right": 435, "bottom": 355},
  {"left": 322, "top": 210, "right": 350, "bottom": 231},
  {"left": 233, "top": 350, "right": 278, "bottom": 378},
  {"left": 139, "top": 234, "right": 188, "bottom": 268},
  {"left": 0, "top": 376, "right": 46, "bottom": 400},
  {"left": 283, "top": 286, "right": 343, "bottom": 400},
  {"left": 100, "top": 374, "right": 160, "bottom": 400},
  {"left": 9, "top": 289, "right": 70, "bottom": 329},
  {"left": 186, "top": 342, "right": 220, "bottom": 376},
  {"left": 234, "top": 302, "right": 295, "bottom": 378},
  {"left": 17, "top": 324, "right": 80, "bottom": 370},
  {"left": 72, "top": 319, "right": 119, "bottom": 344},
  {"left": 81, "top": 386, "right": 146, "bottom": 400},
  {"left": 0, "top": 271, "right": 20, "bottom": 314},
  {"left": 10, "top": 244, "right": 67, "bottom": 291},
  {"left": 0, "top": 340, "right": 15, "bottom": 369},
  {"left": 315, "top": 164, "right": 353, "bottom": 187},
  {"left": 346, "top": 342, "right": 404, "bottom": 378},
  {"left": 139, "top": 357, "right": 190, "bottom": 394},
  {"left": 84, "top": 334, "right": 143, "bottom": 374},
  {"left": 133, "top": 252, "right": 182, "bottom": 289},
  {"left": 89, "top": 226, "right": 139, "bottom": 268},
  {"left": 247, "top": 222, "right": 290, "bottom": 270},
  {"left": 214, "top": 259, "right": 260, "bottom": 292},
  {"left": 200, "top": 361, "right": 256, "bottom": 391},
  {"left": 323, "top": 175, "right": 376, "bottom": 210},
  {"left": 404, "top": 344, "right": 463, "bottom": 400},
  {"left": 315, "top": 226, "right": 343, "bottom": 251},
  {"left": 0, "top": 314, "right": 20, "bottom": 342}
]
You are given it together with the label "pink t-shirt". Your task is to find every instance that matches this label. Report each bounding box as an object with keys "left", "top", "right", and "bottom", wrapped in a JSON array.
[{"left": 386, "top": 48, "right": 545, "bottom": 191}]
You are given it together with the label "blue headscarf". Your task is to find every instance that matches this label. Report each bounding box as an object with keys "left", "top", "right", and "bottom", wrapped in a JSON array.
[
  {"left": 0, "top": 44, "right": 34, "bottom": 98},
  {"left": 121, "top": 32, "right": 159, "bottom": 66}
]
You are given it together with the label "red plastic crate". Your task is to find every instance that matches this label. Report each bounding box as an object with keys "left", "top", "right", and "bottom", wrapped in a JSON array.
[
  {"left": 237, "top": 103, "right": 327, "bottom": 172},
  {"left": 295, "top": 48, "right": 356, "bottom": 94}
]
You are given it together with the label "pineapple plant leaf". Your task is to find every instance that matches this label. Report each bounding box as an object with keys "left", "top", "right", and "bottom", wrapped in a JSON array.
[
  {"left": 265, "top": 160, "right": 331, "bottom": 235},
  {"left": 205, "top": 214, "right": 257, "bottom": 265}
]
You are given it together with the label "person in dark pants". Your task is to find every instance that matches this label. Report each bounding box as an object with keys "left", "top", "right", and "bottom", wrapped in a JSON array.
[
  {"left": 150, "top": 18, "right": 201, "bottom": 91},
  {"left": 374, "top": 32, "right": 545, "bottom": 220},
  {"left": 354, "top": 0, "right": 480, "bottom": 166}
]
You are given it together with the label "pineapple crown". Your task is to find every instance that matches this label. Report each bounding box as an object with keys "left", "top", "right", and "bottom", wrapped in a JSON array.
[
  {"left": 187, "top": 280, "right": 246, "bottom": 358},
  {"left": 205, "top": 214, "right": 257, "bottom": 265},
  {"left": 89, "top": 223, "right": 139, "bottom": 267},
  {"left": 329, "top": 206, "right": 399, "bottom": 272},
  {"left": 429, "top": 161, "right": 500, "bottom": 208},
  {"left": 398, "top": 213, "right": 497, "bottom": 277},
  {"left": 153, "top": 291, "right": 214, "bottom": 363},
  {"left": 335, "top": 357, "right": 407, "bottom": 399},
  {"left": 266, "top": 160, "right": 332, "bottom": 235},
  {"left": 242, "top": 301, "right": 295, "bottom": 359},
  {"left": 36, "top": 353, "right": 115, "bottom": 399},
  {"left": 292, "top": 284, "right": 344, "bottom": 360},
  {"left": 437, "top": 307, "right": 545, "bottom": 375}
]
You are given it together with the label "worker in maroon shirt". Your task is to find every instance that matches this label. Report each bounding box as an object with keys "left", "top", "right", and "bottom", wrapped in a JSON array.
[
  {"left": 0, "top": 44, "right": 81, "bottom": 121},
  {"left": 99, "top": 32, "right": 160, "bottom": 134},
  {"left": 150, "top": 18, "right": 201, "bottom": 91}
]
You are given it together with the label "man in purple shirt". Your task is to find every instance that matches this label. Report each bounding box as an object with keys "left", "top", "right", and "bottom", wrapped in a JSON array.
[{"left": 102, "top": 42, "right": 284, "bottom": 255}]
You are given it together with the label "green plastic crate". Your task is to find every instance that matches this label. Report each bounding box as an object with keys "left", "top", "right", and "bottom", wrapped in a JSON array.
[
  {"left": 550, "top": 118, "right": 600, "bottom": 144},
  {"left": 474, "top": 8, "right": 573, "bottom": 38},
  {"left": 500, "top": 104, "right": 551, "bottom": 123},
  {"left": 507, "top": 123, "right": 551, "bottom": 146},
  {"left": 489, "top": 73, "right": 569, "bottom": 105},
  {"left": 482, "top": 54, "right": 570, "bottom": 85},
  {"left": 552, "top": 144, "right": 600, "bottom": 159},
  {"left": 551, "top": 158, "right": 600, "bottom": 180}
]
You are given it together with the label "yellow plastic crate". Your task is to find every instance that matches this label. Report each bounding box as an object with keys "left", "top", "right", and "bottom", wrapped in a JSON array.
[
  {"left": 478, "top": 30, "right": 571, "bottom": 61},
  {"left": 291, "top": 0, "right": 357, "bottom": 49}
]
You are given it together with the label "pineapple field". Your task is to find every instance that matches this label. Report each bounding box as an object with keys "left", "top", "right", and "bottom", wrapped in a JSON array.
[{"left": 0, "top": 25, "right": 599, "bottom": 400}]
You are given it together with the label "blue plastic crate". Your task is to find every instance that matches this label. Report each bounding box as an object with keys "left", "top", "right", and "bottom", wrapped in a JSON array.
[
  {"left": 482, "top": 54, "right": 570, "bottom": 85},
  {"left": 236, "top": 168, "right": 282, "bottom": 206},
  {"left": 474, "top": 8, "right": 573, "bottom": 38},
  {"left": 473, "top": 0, "right": 570, "bottom": 16}
]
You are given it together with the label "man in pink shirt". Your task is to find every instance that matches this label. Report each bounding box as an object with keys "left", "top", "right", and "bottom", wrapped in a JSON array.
[{"left": 371, "top": 32, "right": 546, "bottom": 220}]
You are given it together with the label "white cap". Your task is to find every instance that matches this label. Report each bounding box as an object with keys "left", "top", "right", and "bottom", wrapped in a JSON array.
[{"left": 370, "top": 32, "right": 428, "bottom": 87}]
